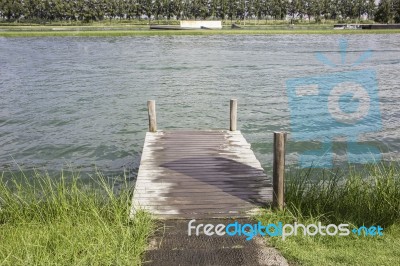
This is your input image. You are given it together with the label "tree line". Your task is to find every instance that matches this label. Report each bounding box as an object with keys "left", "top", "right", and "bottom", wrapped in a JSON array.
[{"left": 1, "top": 0, "right": 399, "bottom": 23}]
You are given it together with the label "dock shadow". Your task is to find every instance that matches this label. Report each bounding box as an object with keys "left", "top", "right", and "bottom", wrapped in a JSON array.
[{"left": 160, "top": 156, "right": 271, "bottom": 206}]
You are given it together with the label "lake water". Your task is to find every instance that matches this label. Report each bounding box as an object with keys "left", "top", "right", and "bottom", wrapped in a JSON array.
[{"left": 1, "top": 34, "right": 399, "bottom": 176}]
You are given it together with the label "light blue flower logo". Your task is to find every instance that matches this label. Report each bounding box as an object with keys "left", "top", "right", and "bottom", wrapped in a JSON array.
[{"left": 286, "top": 39, "right": 381, "bottom": 168}]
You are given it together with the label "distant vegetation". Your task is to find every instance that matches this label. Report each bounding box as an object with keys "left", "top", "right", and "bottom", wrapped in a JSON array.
[{"left": 1, "top": 0, "right": 400, "bottom": 24}]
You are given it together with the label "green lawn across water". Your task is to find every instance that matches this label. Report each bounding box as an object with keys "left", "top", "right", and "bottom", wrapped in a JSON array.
[{"left": 0, "top": 24, "right": 400, "bottom": 37}]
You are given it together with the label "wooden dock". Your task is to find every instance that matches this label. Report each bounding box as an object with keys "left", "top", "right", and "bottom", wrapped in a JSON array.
[{"left": 130, "top": 100, "right": 280, "bottom": 219}]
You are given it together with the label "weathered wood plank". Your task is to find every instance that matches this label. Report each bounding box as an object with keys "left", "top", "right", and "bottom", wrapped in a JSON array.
[
  {"left": 134, "top": 192, "right": 271, "bottom": 200},
  {"left": 134, "top": 174, "right": 268, "bottom": 180},
  {"left": 134, "top": 186, "right": 271, "bottom": 193},
  {"left": 131, "top": 130, "right": 272, "bottom": 219},
  {"left": 140, "top": 208, "right": 261, "bottom": 215},
  {"left": 133, "top": 190, "right": 270, "bottom": 196},
  {"left": 132, "top": 197, "right": 268, "bottom": 205},
  {"left": 135, "top": 179, "right": 271, "bottom": 184},
  {"left": 135, "top": 170, "right": 267, "bottom": 176}
]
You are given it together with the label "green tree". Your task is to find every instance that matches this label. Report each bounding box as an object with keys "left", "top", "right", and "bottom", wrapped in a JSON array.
[
  {"left": 124, "top": 0, "right": 136, "bottom": 19},
  {"left": 0, "top": 0, "right": 389, "bottom": 23},
  {"left": 353, "top": 0, "right": 368, "bottom": 20},
  {"left": 365, "top": 0, "right": 376, "bottom": 20},
  {"left": 375, "top": 0, "right": 393, "bottom": 23},
  {"left": 236, "top": 0, "right": 245, "bottom": 20},
  {"left": 288, "top": 0, "right": 300, "bottom": 20},
  {"left": 304, "top": 0, "right": 322, "bottom": 21},
  {"left": 215, "top": 0, "right": 228, "bottom": 20},
  {"left": 320, "top": 0, "right": 335, "bottom": 20},
  {"left": 393, "top": 0, "right": 400, "bottom": 22},
  {"left": 270, "top": 0, "right": 287, "bottom": 20},
  {"left": 153, "top": 0, "right": 163, "bottom": 19},
  {"left": 165, "top": 0, "right": 178, "bottom": 19},
  {"left": 0, "top": 0, "right": 25, "bottom": 21},
  {"left": 338, "top": 0, "right": 355, "bottom": 20},
  {"left": 174, "top": 0, "right": 184, "bottom": 19},
  {"left": 140, "top": 0, "right": 154, "bottom": 21},
  {"left": 226, "top": 0, "right": 237, "bottom": 21}
]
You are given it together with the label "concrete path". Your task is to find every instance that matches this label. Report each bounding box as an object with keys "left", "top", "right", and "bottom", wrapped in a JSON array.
[{"left": 143, "top": 219, "right": 289, "bottom": 266}]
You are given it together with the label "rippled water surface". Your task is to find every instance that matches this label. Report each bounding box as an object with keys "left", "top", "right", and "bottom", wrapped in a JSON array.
[{"left": 1, "top": 35, "right": 399, "bottom": 175}]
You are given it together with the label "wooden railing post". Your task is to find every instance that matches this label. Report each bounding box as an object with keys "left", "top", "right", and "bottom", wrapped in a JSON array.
[
  {"left": 147, "top": 100, "right": 157, "bottom": 132},
  {"left": 230, "top": 99, "right": 237, "bottom": 131},
  {"left": 273, "top": 132, "right": 287, "bottom": 210}
]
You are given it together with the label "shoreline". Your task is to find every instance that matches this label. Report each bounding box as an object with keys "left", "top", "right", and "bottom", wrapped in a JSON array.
[
  {"left": 1, "top": 28, "right": 400, "bottom": 37},
  {"left": 2, "top": 23, "right": 399, "bottom": 37}
]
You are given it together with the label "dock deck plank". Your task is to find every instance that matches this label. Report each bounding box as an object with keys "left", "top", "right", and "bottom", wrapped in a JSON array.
[{"left": 131, "top": 130, "right": 272, "bottom": 219}]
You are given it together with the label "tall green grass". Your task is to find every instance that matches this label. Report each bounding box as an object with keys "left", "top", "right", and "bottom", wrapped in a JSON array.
[
  {"left": 0, "top": 170, "right": 153, "bottom": 265},
  {"left": 258, "top": 162, "right": 400, "bottom": 265},
  {"left": 285, "top": 162, "right": 400, "bottom": 226}
]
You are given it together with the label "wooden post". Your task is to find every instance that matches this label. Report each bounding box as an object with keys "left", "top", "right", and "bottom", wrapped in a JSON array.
[
  {"left": 230, "top": 99, "right": 237, "bottom": 131},
  {"left": 147, "top": 100, "right": 157, "bottom": 132},
  {"left": 273, "top": 132, "right": 286, "bottom": 210}
]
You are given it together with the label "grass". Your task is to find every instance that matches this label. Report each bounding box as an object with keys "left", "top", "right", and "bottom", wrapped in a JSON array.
[
  {"left": 0, "top": 24, "right": 400, "bottom": 37},
  {"left": 0, "top": 170, "right": 153, "bottom": 265},
  {"left": 1, "top": 163, "right": 399, "bottom": 265},
  {"left": 1, "top": 29, "right": 400, "bottom": 37},
  {"left": 257, "top": 162, "right": 400, "bottom": 265}
]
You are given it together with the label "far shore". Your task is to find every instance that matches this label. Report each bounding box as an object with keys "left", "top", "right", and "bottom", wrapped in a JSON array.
[
  {"left": 1, "top": 27, "right": 400, "bottom": 37},
  {"left": 1, "top": 22, "right": 400, "bottom": 37}
]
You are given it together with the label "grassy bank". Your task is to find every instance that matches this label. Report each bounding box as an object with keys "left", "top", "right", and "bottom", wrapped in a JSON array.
[
  {"left": 1, "top": 24, "right": 400, "bottom": 37},
  {"left": 258, "top": 162, "right": 400, "bottom": 265},
  {"left": 2, "top": 29, "right": 400, "bottom": 37},
  {"left": 0, "top": 171, "right": 153, "bottom": 265}
]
